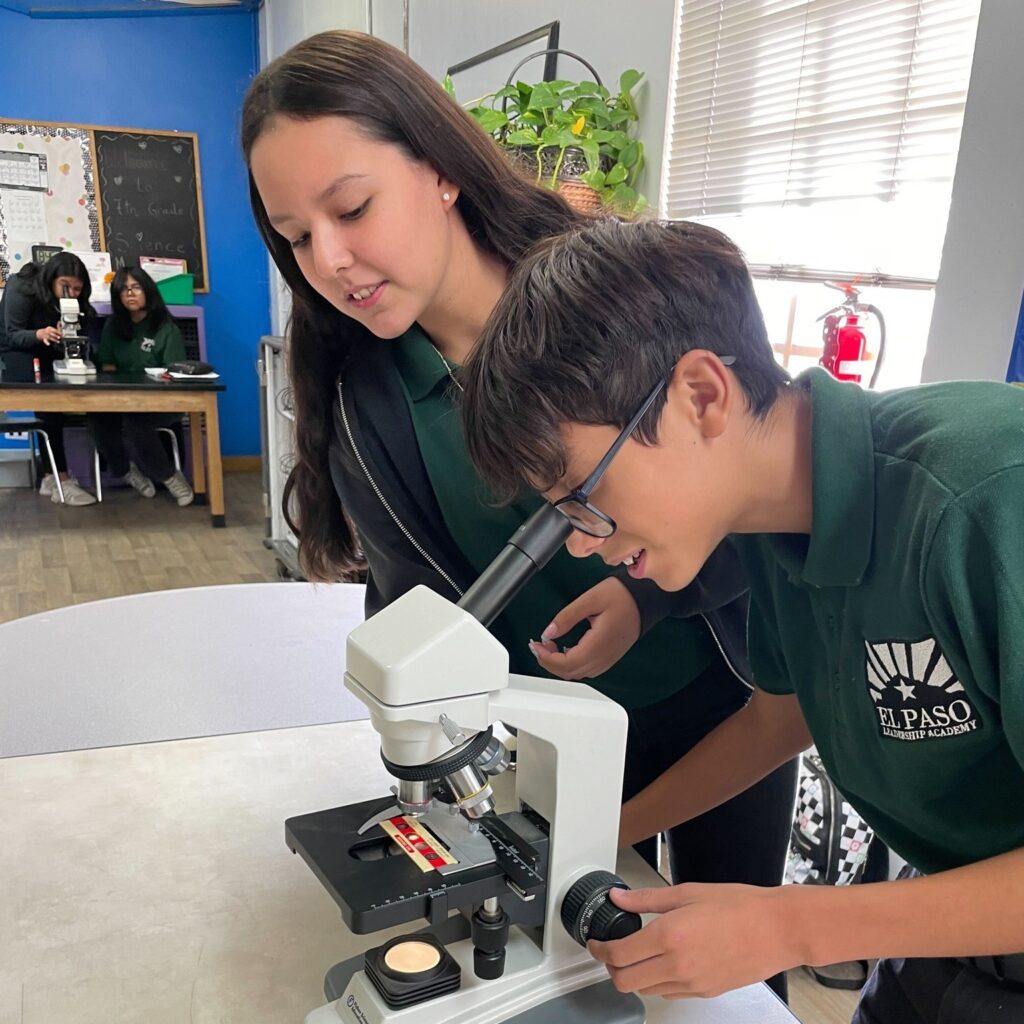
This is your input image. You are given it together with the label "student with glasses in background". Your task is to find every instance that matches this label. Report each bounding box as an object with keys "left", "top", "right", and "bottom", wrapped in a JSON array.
[{"left": 87, "top": 266, "right": 193, "bottom": 506}]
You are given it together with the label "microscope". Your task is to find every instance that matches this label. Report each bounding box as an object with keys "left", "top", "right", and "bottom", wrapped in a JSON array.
[
  {"left": 52, "top": 289, "right": 96, "bottom": 378},
  {"left": 287, "top": 504, "right": 652, "bottom": 1024}
]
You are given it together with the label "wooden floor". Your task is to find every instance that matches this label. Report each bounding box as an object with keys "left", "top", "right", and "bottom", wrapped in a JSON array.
[
  {"left": 0, "top": 470, "right": 280, "bottom": 624},
  {"left": 0, "top": 471, "right": 860, "bottom": 1022},
  {"left": 788, "top": 967, "right": 861, "bottom": 1022}
]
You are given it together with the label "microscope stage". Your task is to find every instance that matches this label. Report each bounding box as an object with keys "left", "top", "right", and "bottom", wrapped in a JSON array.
[{"left": 286, "top": 797, "right": 548, "bottom": 934}]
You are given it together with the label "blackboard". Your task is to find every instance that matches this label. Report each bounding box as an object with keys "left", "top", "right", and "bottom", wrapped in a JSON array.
[{"left": 94, "top": 129, "right": 208, "bottom": 291}]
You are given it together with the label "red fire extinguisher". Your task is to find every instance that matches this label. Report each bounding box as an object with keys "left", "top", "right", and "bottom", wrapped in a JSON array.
[{"left": 817, "top": 280, "right": 886, "bottom": 388}]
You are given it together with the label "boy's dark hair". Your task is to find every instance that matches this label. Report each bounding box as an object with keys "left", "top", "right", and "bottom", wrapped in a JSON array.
[
  {"left": 109, "top": 266, "right": 171, "bottom": 340},
  {"left": 462, "top": 218, "right": 790, "bottom": 502}
]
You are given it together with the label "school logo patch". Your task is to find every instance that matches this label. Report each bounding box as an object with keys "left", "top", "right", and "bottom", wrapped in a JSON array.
[
  {"left": 864, "top": 639, "right": 980, "bottom": 742},
  {"left": 141, "top": 337, "right": 155, "bottom": 352}
]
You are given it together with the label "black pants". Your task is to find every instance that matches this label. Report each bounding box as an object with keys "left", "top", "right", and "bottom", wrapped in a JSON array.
[
  {"left": 35, "top": 412, "right": 69, "bottom": 473},
  {"left": 854, "top": 956, "right": 1024, "bottom": 1023},
  {"left": 853, "top": 867, "right": 1024, "bottom": 1023},
  {"left": 622, "top": 656, "right": 799, "bottom": 1001},
  {"left": 87, "top": 412, "right": 179, "bottom": 482}
]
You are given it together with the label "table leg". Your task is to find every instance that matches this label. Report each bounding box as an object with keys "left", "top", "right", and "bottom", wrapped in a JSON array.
[
  {"left": 203, "top": 393, "right": 226, "bottom": 528},
  {"left": 190, "top": 411, "right": 207, "bottom": 505}
]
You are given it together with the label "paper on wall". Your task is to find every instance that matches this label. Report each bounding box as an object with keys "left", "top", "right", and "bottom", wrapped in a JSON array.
[
  {"left": 0, "top": 189, "right": 47, "bottom": 239},
  {"left": 139, "top": 255, "right": 187, "bottom": 283},
  {"left": 69, "top": 249, "right": 113, "bottom": 303}
]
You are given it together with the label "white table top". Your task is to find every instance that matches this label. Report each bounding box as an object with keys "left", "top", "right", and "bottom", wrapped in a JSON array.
[
  {"left": 0, "top": 719, "right": 799, "bottom": 1023},
  {"left": 1, "top": 583, "right": 798, "bottom": 1022}
]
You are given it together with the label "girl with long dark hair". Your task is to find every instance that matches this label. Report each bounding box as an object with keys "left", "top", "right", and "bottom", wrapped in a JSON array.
[
  {"left": 0, "top": 251, "right": 97, "bottom": 505},
  {"left": 242, "top": 31, "right": 797, "bottom": 997},
  {"left": 88, "top": 266, "right": 194, "bottom": 505}
]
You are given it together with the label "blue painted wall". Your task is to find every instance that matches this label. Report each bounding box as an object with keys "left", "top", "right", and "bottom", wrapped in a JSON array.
[{"left": 0, "top": 6, "right": 268, "bottom": 456}]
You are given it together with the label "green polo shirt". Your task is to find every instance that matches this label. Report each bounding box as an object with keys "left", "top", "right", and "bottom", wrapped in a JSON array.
[
  {"left": 735, "top": 368, "right": 1024, "bottom": 874},
  {"left": 98, "top": 315, "right": 185, "bottom": 372},
  {"left": 393, "top": 326, "right": 717, "bottom": 710}
]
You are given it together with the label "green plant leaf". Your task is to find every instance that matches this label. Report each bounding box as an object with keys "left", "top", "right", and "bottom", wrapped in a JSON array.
[
  {"left": 540, "top": 124, "right": 563, "bottom": 147},
  {"left": 528, "top": 82, "right": 558, "bottom": 111},
  {"left": 557, "top": 130, "right": 580, "bottom": 149},
  {"left": 619, "top": 69, "right": 643, "bottom": 94},
  {"left": 619, "top": 141, "right": 640, "bottom": 168},
  {"left": 506, "top": 129, "right": 541, "bottom": 147},
  {"left": 493, "top": 85, "right": 519, "bottom": 101},
  {"left": 579, "top": 139, "right": 601, "bottom": 172},
  {"left": 442, "top": 74, "right": 456, "bottom": 99},
  {"left": 605, "top": 163, "right": 628, "bottom": 186},
  {"left": 518, "top": 110, "right": 545, "bottom": 127},
  {"left": 610, "top": 183, "right": 638, "bottom": 210},
  {"left": 582, "top": 169, "right": 606, "bottom": 190},
  {"left": 469, "top": 108, "right": 509, "bottom": 134}
]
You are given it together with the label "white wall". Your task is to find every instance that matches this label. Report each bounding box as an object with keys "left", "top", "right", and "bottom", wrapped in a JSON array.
[
  {"left": 259, "top": 0, "right": 368, "bottom": 65},
  {"left": 922, "top": 0, "right": 1024, "bottom": 383},
  {"left": 406, "top": 0, "right": 678, "bottom": 204}
]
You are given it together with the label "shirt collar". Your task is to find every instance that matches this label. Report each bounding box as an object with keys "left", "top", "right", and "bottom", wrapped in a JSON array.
[
  {"left": 767, "top": 369, "right": 875, "bottom": 588},
  {"left": 792, "top": 367, "right": 876, "bottom": 588},
  {"left": 393, "top": 325, "right": 453, "bottom": 402}
]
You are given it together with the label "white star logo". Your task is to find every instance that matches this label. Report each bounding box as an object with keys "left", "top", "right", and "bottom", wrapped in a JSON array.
[{"left": 895, "top": 679, "right": 916, "bottom": 702}]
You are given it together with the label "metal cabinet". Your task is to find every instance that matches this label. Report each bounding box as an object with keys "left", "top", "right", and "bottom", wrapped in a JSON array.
[{"left": 258, "top": 335, "right": 300, "bottom": 578}]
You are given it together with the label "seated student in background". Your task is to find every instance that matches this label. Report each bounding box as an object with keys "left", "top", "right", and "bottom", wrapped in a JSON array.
[
  {"left": 460, "top": 217, "right": 1024, "bottom": 1023},
  {"left": 87, "top": 267, "right": 193, "bottom": 506},
  {"left": 0, "top": 252, "right": 98, "bottom": 505}
]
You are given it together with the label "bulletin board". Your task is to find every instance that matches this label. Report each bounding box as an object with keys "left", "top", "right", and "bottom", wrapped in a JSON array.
[
  {"left": 0, "top": 120, "right": 101, "bottom": 282},
  {"left": 0, "top": 118, "right": 208, "bottom": 292}
]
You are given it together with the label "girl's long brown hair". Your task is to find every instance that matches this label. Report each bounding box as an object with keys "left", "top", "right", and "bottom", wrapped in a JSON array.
[{"left": 242, "top": 30, "right": 586, "bottom": 580}]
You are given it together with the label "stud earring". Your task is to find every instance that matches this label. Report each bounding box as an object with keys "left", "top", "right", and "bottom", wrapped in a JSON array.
[{"left": 442, "top": 192, "right": 451, "bottom": 202}]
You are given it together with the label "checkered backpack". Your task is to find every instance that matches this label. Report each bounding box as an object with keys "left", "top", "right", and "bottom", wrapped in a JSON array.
[{"left": 786, "top": 751, "right": 875, "bottom": 887}]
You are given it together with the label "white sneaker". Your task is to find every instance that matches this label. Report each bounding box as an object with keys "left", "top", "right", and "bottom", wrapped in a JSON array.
[
  {"left": 124, "top": 462, "right": 156, "bottom": 498},
  {"left": 163, "top": 470, "right": 194, "bottom": 507},
  {"left": 39, "top": 473, "right": 56, "bottom": 497},
  {"left": 50, "top": 476, "right": 97, "bottom": 506}
]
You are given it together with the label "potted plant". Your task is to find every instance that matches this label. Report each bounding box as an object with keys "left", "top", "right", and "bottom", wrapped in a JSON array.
[{"left": 445, "top": 53, "right": 646, "bottom": 214}]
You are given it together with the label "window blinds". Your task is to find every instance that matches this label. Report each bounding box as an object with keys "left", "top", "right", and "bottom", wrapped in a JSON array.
[{"left": 662, "top": 0, "right": 981, "bottom": 219}]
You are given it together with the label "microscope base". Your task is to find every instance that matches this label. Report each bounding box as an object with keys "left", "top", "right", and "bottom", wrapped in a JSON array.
[
  {"left": 53, "top": 359, "right": 97, "bottom": 377},
  {"left": 309, "top": 930, "right": 645, "bottom": 1024}
]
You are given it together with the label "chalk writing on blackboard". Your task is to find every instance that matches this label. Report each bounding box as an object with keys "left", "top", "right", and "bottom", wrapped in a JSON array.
[{"left": 94, "top": 130, "right": 207, "bottom": 290}]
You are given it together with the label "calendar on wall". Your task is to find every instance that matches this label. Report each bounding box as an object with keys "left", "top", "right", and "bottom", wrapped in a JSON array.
[{"left": 0, "top": 120, "right": 101, "bottom": 284}]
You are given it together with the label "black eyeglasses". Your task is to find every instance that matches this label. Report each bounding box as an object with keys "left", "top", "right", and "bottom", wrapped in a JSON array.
[{"left": 551, "top": 356, "right": 735, "bottom": 538}]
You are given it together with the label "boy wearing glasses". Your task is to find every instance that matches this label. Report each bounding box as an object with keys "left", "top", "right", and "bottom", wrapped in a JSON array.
[{"left": 460, "top": 217, "right": 1024, "bottom": 1022}]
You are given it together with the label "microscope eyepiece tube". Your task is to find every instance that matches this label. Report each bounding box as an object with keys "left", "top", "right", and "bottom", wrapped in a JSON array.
[{"left": 457, "top": 504, "right": 571, "bottom": 626}]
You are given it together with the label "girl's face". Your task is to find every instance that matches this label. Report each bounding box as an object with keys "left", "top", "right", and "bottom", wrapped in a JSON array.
[
  {"left": 249, "top": 115, "right": 458, "bottom": 339},
  {"left": 120, "top": 275, "right": 147, "bottom": 314},
  {"left": 51, "top": 275, "right": 84, "bottom": 300}
]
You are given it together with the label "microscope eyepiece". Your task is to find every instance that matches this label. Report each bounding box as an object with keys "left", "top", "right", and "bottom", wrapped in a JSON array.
[{"left": 457, "top": 504, "right": 571, "bottom": 627}]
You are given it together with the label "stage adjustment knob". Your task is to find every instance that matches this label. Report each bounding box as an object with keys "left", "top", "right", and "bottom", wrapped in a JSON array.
[{"left": 560, "top": 870, "right": 642, "bottom": 947}]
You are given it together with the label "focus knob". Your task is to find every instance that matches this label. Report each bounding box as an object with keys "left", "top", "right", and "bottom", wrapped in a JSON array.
[{"left": 560, "top": 870, "right": 642, "bottom": 947}]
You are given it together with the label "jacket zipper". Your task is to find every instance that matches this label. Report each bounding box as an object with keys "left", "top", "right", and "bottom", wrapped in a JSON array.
[
  {"left": 700, "top": 613, "right": 753, "bottom": 690},
  {"left": 337, "top": 381, "right": 464, "bottom": 599}
]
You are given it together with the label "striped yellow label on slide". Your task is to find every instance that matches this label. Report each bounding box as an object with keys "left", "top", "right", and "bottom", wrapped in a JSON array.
[{"left": 380, "top": 815, "right": 458, "bottom": 873}]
